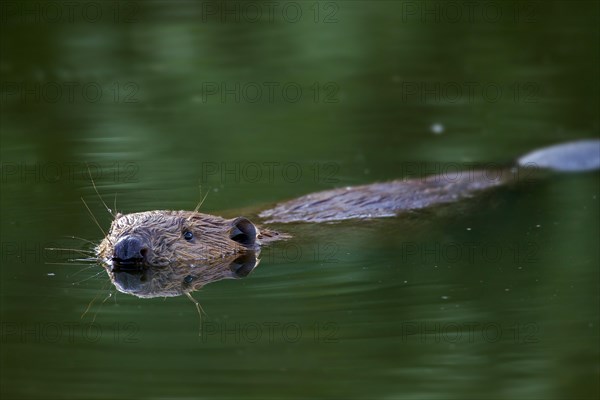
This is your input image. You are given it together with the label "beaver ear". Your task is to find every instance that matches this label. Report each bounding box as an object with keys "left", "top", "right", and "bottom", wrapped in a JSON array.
[{"left": 229, "top": 217, "right": 257, "bottom": 247}]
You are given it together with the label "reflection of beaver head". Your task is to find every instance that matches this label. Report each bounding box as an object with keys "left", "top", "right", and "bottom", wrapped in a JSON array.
[
  {"left": 107, "top": 251, "right": 260, "bottom": 298},
  {"left": 95, "top": 210, "right": 284, "bottom": 297}
]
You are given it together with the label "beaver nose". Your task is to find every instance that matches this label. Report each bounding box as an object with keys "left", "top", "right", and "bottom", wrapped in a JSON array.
[{"left": 113, "top": 236, "right": 149, "bottom": 263}]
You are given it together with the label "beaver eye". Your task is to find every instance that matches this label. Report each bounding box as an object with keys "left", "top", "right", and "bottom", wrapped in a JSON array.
[{"left": 183, "top": 231, "right": 194, "bottom": 241}]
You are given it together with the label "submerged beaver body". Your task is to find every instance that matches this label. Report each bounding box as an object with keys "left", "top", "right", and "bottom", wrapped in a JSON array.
[
  {"left": 260, "top": 139, "right": 600, "bottom": 223},
  {"left": 93, "top": 140, "right": 600, "bottom": 298},
  {"left": 259, "top": 168, "right": 518, "bottom": 223}
]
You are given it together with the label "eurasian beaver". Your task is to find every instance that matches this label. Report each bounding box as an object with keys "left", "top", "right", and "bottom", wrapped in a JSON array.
[{"left": 92, "top": 139, "right": 599, "bottom": 299}]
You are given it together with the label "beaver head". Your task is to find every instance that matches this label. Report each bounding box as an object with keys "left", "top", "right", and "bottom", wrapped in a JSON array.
[
  {"left": 95, "top": 210, "right": 284, "bottom": 297},
  {"left": 96, "top": 210, "right": 277, "bottom": 271}
]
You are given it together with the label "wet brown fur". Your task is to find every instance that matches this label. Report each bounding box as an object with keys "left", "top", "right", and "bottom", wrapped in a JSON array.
[{"left": 97, "top": 210, "right": 282, "bottom": 268}]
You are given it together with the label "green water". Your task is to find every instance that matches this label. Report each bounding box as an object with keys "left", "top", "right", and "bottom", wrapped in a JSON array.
[{"left": 1, "top": 1, "right": 599, "bottom": 399}]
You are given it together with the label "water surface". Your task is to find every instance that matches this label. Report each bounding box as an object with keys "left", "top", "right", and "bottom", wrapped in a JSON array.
[{"left": 1, "top": 1, "right": 598, "bottom": 399}]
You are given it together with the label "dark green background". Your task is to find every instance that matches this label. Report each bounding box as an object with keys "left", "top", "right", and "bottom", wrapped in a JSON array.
[{"left": 1, "top": 1, "right": 598, "bottom": 399}]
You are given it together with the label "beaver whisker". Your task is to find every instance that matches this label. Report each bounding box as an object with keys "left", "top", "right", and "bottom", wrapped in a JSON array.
[
  {"left": 68, "top": 265, "right": 98, "bottom": 278},
  {"left": 113, "top": 192, "right": 118, "bottom": 218},
  {"left": 72, "top": 270, "right": 106, "bottom": 285},
  {"left": 44, "top": 262, "right": 96, "bottom": 269},
  {"left": 87, "top": 165, "right": 117, "bottom": 219},
  {"left": 63, "top": 235, "right": 98, "bottom": 246},
  {"left": 184, "top": 291, "right": 206, "bottom": 337},
  {"left": 72, "top": 257, "right": 100, "bottom": 262},
  {"left": 45, "top": 247, "right": 95, "bottom": 256},
  {"left": 188, "top": 186, "right": 211, "bottom": 220},
  {"left": 47, "top": 257, "right": 98, "bottom": 266},
  {"left": 90, "top": 288, "right": 114, "bottom": 323},
  {"left": 81, "top": 197, "right": 112, "bottom": 245},
  {"left": 81, "top": 278, "right": 111, "bottom": 320}
]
